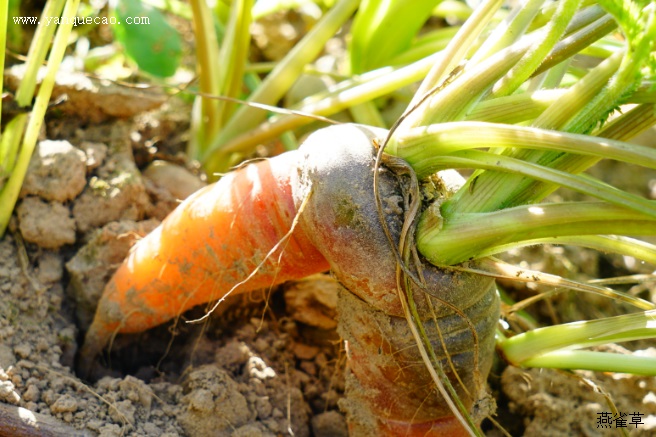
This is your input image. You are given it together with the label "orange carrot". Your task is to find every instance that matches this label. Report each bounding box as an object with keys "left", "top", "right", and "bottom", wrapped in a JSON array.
[
  {"left": 80, "top": 150, "right": 329, "bottom": 370},
  {"left": 81, "top": 124, "right": 500, "bottom": 435}
]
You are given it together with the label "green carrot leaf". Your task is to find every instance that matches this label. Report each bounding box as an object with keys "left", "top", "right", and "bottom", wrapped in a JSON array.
[
  {"left": 111, "top": 0, "right": 182, "bottom": 77},
  {"left": 349, "top": 0, "right": 440, "bottom": 74}
]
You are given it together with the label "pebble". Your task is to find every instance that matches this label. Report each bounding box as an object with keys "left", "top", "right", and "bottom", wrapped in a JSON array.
[
  {"left": 50, "top": 394, "right": 79, "bottom": 413},
  {"left": 255, "top": 396, "right": 273, "bottom": 419},
  {"left": 0, "top": 380, "right": 20, "bottom": 404},
  {"left": 17, "top": 197, "right": 76, "bottom": 249},
  {"left": 293, "top": 342, "right": 320, "bottom": 360},
  {"left": 232, "top": 423, "right": 267, "bottom": 437},
  {"left": 20, "top": 140, "right": 87, "bottom": 202},
  {"left": 23, "top": 384, "right": 41, "bottom": 402},
  {"left": 245, "top": 356, "right": 276, "bottom": 380},
  {"left": 14, "top": 343, "right": 32, "bottom": 359},
  {"left": 311, "top": 411, "right": 348, "bottom": 437},
  {"left": 0, "top": 344, "right": 16, "bottom": 369}
]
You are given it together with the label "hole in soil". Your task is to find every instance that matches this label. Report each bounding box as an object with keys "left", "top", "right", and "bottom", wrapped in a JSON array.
[{"left": 77, "top": 290, "right": 288, "bottom": 383}]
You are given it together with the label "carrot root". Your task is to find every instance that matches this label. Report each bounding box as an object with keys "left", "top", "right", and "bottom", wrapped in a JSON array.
[
  {"left": 81, "top": 123, "right": 500, "bottom": 434},
  {"left": 80, "top": 151, "right": 329, "bottom": 374},
  {"left": 293, "top": 125, "right": 499, "bottom": 434}
]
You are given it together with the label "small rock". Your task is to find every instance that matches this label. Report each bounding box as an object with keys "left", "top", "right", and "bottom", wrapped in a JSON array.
[
  {"left": 0, "top": 380, "right": 20, "bottom": 404},
  {"left": 284, "top": 275, "right": 338, "bottom": 330},
  {"left": 311, "top": 411, "right": 348, "bottom": 437},
  {"left": 23, "top": 384, "right": 40, "bottom": 402},
  {"left": 245, "top": 356, "right": 276, "bottom": 380},
  {"left": 143, "top": 160, "right": 204, "bottom": 201},
  {"left": 20, "top": 140, "right": 87, "bottom": 202},
  {"left": 187, "top": 389, "right": 214, "bottom": 413},
  {"left": 17, "top": 359, "right": 35, "bottom": 369},
  {"left": 50, "top": 394, "right": 79, "bottom": 414},
  {"left": 118, "top": 376, "right": 153, "bottom": 411},
  {"left": 5, "top": 65, "right": 166, "bottom": 123},
  {"left": 299, "top": 360, "right": 317, "bottom": 377},
  {"left": 232, "top": 424, "right": 268, "bottom": 437},
  {"left": 17, "top": 197, "right": 76, "bottom": 248},
  {"left": 108, "top": 400, "right": 135, "bottom": 425},
  {"left": 214, "top": 341, "right": 251, "bottom": 372},
  {"left": 86, "top": 419, "right": 104, "bottom": 432},
  {"left": 14, "top": 343, "right": 32, "bottom": 359},
  {"left": 254, "top": 396, "right": 272, "bottom": 419},
  {"left": 180, "top": 365, "right": 250, "bottom": 437},
  {"left": 253, "top": 338, "right": 269, "bottom": 353},
  {"left": 37, "top": 252, "right": 64, "bottom": 284},
  {"left": 72, "top": 125, "right": 151, "bottom": 233},
  {"left": 97, "top": 423, "right": 122, "bottom": 437},
  {"left": 0, "top": 344, "right": 16, "bottom": 369},
  {"left": 293, "top": 342, "right": 320, "bottom": 360},
  {"left": 142, "top": 422, "right": 161, "bottom": 435}
]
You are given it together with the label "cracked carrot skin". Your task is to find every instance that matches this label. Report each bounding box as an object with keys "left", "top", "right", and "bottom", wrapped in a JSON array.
[
  {"left": 293, "top": 124, "right": 499, "bottom": 436},
  {"left": 80, "top": 150, "right": 329, "bottom": 367}
]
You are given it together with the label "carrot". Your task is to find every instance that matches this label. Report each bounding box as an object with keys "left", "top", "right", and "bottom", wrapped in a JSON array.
[
  {"left": 79, "top": 149, "right": 330, "bottom": 372},
  {"left": 81, "top": 124, "right": 500, "bottom": 435},
  {"left": 294, "top": 124, "right": 499, "bottom": 435}
]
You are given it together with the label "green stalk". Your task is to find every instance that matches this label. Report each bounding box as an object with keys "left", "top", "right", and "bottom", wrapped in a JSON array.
[
  {"left": 442, "top": 49, "right": 624, "bottom": 216},
  {"left": 389, "top": 26, "right": 459, "bottom": 66},
  {"left": 528, "top": 58, "right": 569, "bottom": 91},
  {"left": 399, "top": 23, "right": 558, "bottom": 127},
  {"left": 463, "top": 89, "right": 567, "bottom": 123},
  {"left": 400, "top": 0, "right": 505, "bottom": 130},
  {"left": 0, "top": 0, "right": 7, "bottom": 128},
  {"left": 598, "top": 103, "right": 656, "bottom": 140},
  {"left": 203, "top": 0, "right": 359, "bottom": 167},
  {"left": 215, "top": 0, "right": 253, "bottom": 128},
  {"left": 410, "top": 149, "right": 656, "bottom": 218},
  {"left": 520, "top": 351, "right": 656, "bottom": 376},
  {"left": 468, "top": 235, "right": 656, "bottom": 265},
  {"left": 432, "top": 0, "right": 474, "bottom": 21},
  {"left": 0, "top": 0, "right": 80, "bottom": 237},
  {"left": 392, "top": 122, "right": 656, "bottom": 176},
  {"left": 446, "top": 9, "right": 655, "bottom": 216},
  {"left": 348, "top": 102, "right": 386, "bottom": 128},
  {"left": 348, "top": 0, "right": 438, "bottom": 74},
  {"left": 500, "top": 310, "right": 656, "bottom": 373},
  {"left": 416, "top": 202, "right": 656, "bottom": 266},
  {"left": 0, "top": 116, "right": 28, "bottom": 180},
  {"left": 14, "top": 0, "right": 66, "bottom": 106},
  {"left": 188, "top": 0, "right": 221, "bottom": 158},
  {"left": 215, "top": 53, "right": 440, "bottom": 156},
  {"left": 531, "top": 13, "right": 617, "bottom": 77},
  {"left": 468, "top": 0, "right": 545, "bottom": 65},
  {"left": 565, "top": 3, "right": 656, "bottom": 135},
  {"left": 489, "top": 0, "right": 580, "bottom": 98}
]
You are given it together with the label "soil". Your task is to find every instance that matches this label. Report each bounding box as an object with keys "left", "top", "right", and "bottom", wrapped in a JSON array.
[{"left": 2, "top": 18, "right": 656, "bottom": 437}]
